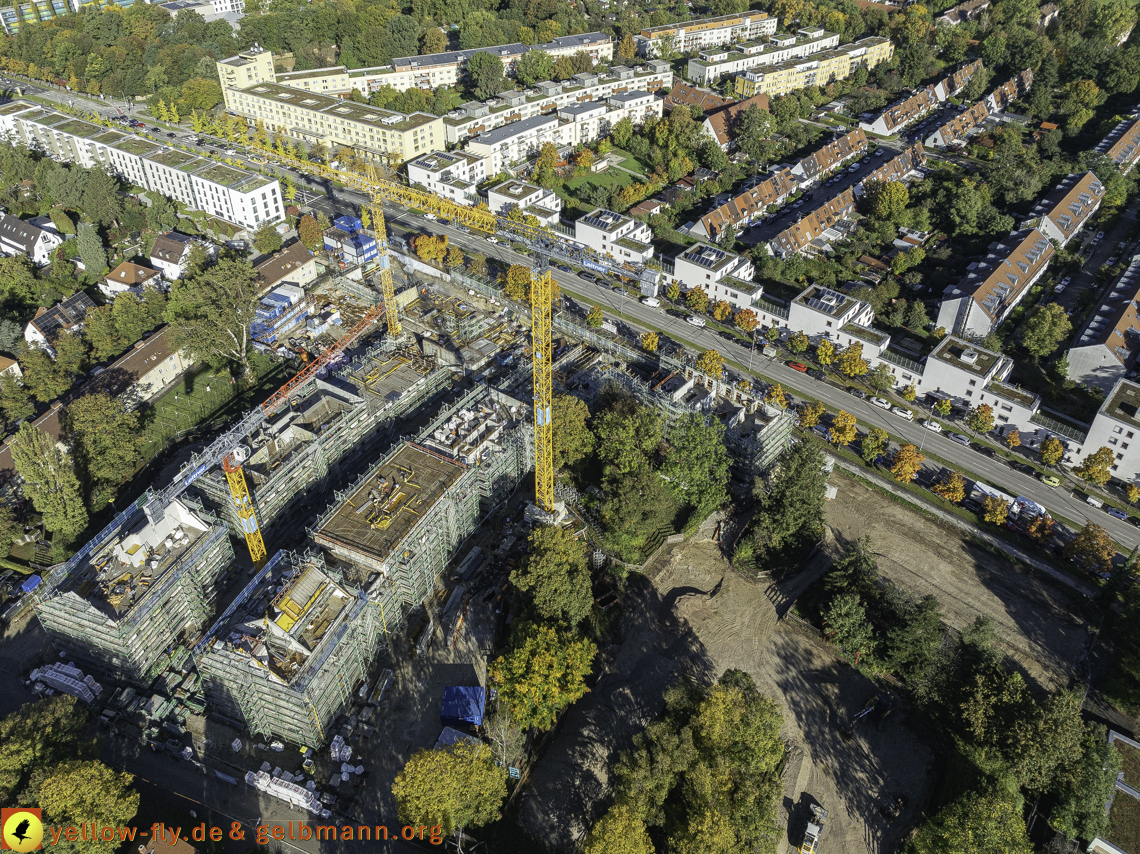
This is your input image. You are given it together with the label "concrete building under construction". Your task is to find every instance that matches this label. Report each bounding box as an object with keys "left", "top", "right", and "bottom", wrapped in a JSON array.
[
  {"left": 196, "top": 386, "right": 532, "bottom": 745},
  {"left": 35, "top": 497, "right": 234, "bottom": 685},
  {"left": 195, "top": 340, "right": 452, "bottom": 541}
]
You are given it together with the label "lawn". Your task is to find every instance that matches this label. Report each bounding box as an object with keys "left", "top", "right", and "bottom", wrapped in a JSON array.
[
  {"left": 557, "top": 170, "right": 637, "bottom": 213},
  {"left": 607, "top": 147, "right": 649, "bottom": 177}
]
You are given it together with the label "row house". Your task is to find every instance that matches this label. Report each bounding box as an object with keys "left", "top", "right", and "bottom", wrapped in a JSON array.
[
  {"left": 663, "top": 83, "right": 735, "bottom": 113},
  {"left": 671, "top": 242, "right": 759, "bottom": 309},
  {"left": 731, "top": 37, "right": 894, "bottom": 100},
  {"left": 935, "top": 228, "right": 1054, "bottom": 338},
  {"left": 691, "top": 168, "right": 796, "bottom": 240},
  {"left": 1029, "top": 171, "right": 1104, "bottom": 246},
  {"left": 1096, "top": 110, "right": 1140, "bottom": 173},
  {"left": 1067, "top": 255, "right": 1140, "bottom": 391},
  {"left": 703, "top": 93, "right": 771, "bottom": 150},
  {"left": 766, "top": 188, "right": 857, "bottom": 259},
  {"left": 936, "top": 0, "right": 990, "bottom": 26},
  {"left": 686, "top": 27, "right": 841, "bottom": 87},
  {"left": 637, "top": 11, "right": 777, "bottom": 57},
  {"left": 441, "top": 62, "right": 672, "bottom": 146},
  {"left": 859, "top": 86, "right": 940, "bottom": 136},
  {"left": 791, "top": 127, "right": 868, "bottom": 183},
  {"left": 938, "top": 59, "right": 985, "bottom": 100},
  {"left": 405, "top": 150, "right": 487, "bottom": 205},
  {"left": 984, "top": 70, "right": 1034, "bottom": 113},
  {"left": 924, "top": 102, "right": 989, "bottom": 148},
  {"left": 859, "top": 143, "right": 928, "bottom": 186}
]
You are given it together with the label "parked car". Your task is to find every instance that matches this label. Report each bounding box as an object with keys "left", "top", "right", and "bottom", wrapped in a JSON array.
[
  {"left": 891, "top": 406, "right": 914, "bottom": 421},
  {"left": 456, "top": 224, "right": 471, "bottom": 233},
  {"left": 666, "top": 308, "right": 687, "bottom": 318},
  {"left": 807, "top": 368, "right": 825, "bottom": 380},
  {"left": 719, "top": 331, "right": 736, "bottom": 342},
  {"left": 947, "top": 432, "right": 971, "bottom": 446},
  {"left": 847, "top": 386, "right": 867, "bottom": 398},
  {"left": 787, "top": 361, "right": 809, "bottom": 372},
  {"left": 921, "top": 419, "right": 942, "bottom": 432},
  {"left": 486, "top": 236, "right": 499, "bottom": 244},
  {"left": 225, "top": 148, "right": 237, "bottom": 155},
  {"left": 1097, "top": 231, "right": 1106, "bottom": 240},
  {"left": 577, "top": 270, "right": 596, "bottom": 282},
  {"left": 874, "top": 148, "right": 886, "bottom": 156},
  {"left": 686, "top": 315, "right": 706, "bottom": 327},
  {"left": 1107, "top": 507, "right": 1129, "bottom": 521},
  {"left": 1107, "top": 256, "right": 1119, "bottom": 267},
  {"left": 1054, "top": 284, "right": 1066, "bottom": 293},
  {"left": 811, "top": 425, "right": 829, "bottom": 439},
  {"left": 423, "top": 213, "right": 437, "bottom": 221},
  {"left": 870, "top": 396, "right": 891, "bottom": 409},
  {"left": 1040, "top": 473, "right": 1061, "bottom": 486}
]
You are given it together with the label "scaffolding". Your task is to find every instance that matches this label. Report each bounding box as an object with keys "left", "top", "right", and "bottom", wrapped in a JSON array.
[
  {"left": 35, "top": 497, "right": 234, "bottom": 685},
  {"left": 194, "top": 550, "right": 385, "bottom": 747}
]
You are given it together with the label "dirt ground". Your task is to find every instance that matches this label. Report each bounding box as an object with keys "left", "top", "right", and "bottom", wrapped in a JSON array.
[
  {"left": 518, "top": 515, "right": 935, "bottom": 854},
  {"left": 826, "top": 472, "right": 1093, "bottom": 691}
]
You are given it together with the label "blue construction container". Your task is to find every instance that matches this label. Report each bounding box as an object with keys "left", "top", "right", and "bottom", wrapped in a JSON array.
[
  {"left": 333, "top": 214, "right": 364, "bottom": 234},
  {"left": 440, "top": 686, "right": 485, "bottom": 728}
]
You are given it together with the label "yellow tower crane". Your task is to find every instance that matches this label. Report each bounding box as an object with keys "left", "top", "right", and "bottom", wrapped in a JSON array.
[{"left": 222, "top": 446, "right": 267, "bottom": 564}]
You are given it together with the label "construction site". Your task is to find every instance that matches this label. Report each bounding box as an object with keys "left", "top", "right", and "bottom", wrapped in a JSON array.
[{"left": 35, "top": 497, "right": 234, "bottom": 685}]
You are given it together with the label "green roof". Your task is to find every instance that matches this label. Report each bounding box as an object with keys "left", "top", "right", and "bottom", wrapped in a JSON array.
[
  {"left": 193, "top": 162, "right": 250, "bottom": 187},
  {"left": 149, "top": 149, "right": 204, "bottom": 172},
  {"left": 116, "top": 137, "right": 163, "bottom": 156}
]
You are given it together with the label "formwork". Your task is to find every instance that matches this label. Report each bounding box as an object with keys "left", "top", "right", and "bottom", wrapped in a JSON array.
[
  {"left": 194, "top": 549, "right": 385, "bottom": 747},
  {"left": 35, "top": 497, "right": 234, "bottom": 685},
  {"left": 195, "top": 341, "right": 453, "bottom": 540}
]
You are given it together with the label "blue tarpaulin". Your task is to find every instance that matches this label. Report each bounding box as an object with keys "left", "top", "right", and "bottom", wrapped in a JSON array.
[
  {"left": 440, "top": 686, "right": 485, "bottom": 728},
  {"left": 20, "top": 575, "right": 41, "bottom": 594}
]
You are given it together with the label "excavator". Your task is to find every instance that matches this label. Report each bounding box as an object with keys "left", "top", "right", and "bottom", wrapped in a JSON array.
[{"left": 799, "top": 804, "right": 828, "bottom": 854}]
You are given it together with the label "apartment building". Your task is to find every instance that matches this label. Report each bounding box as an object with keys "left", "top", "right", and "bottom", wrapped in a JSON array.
[
  {"left": 1030, "top": 171, "right": 1104, "bottom": 246},
  {"left": 791, "top": 127, "right": 868, "bottom": 183},
  {"left": 686, "top": 27, "right": 841, "bottom": 87},
  {"left": 0, "top": 103, "right": 281, "bottom": 231},
  {"left": 486, "top": 180, "right": 561, "bottom": 226},
  {"left": 217, "top": 45, "right": 276, "bottom": 110},
  {"left": 442, "top": 62, "right": 672, "bottom": 146},
  {"left": 935, "top": 228, "right": 1054, "bottom": 337},
  {"left": 463, "top": 94, "right": 662, "bottom": 174},
  {"left": 0, "top": 0, "right": 137, "bottom": 35},
  {"left": 406, "top": 150, "right": 487, "bottom": 204},
  {"left": 663, "top": 83, "right": 735, "bottom": 113},
  {"left": 767, "top": 188, "right": 858, "bottom": 259},
  {"left": 985, "top": 70, "right": 1034, "bottom": 113},
  {"left": 691, "top": 168, "right": 796, "bottom": 240},
  {"left": 732, "top": 37, "right": 894, "bottom": 99},
  {"left": 1067, "top": 255, "right": 1140, "bottom": 391},
  {"left": 672, "top": 243, "right": 759, "bottom": 309},
  {"left": 574, "top": 209, "right": 654, "bottom": 265},
  {"left": 1074, "top": 380, "right": 1140, "bottom": 481},
  {"left": 226, "top": 82, "right": 441, "bottom": 164},
  {"left": 937, "top": 0, "right": 990, "bottom": 26},
  {"left": 636, "top": 11, "right": 777, "bottom": 57},
  {"left": 1096, "top": 111, "right": 1140, "bottom": 173},
  {"left": 158, "top": 0, "right": 244, "bottom": 25},
  {"left": 786, "top": 285, "right": 875, "bottom": 341},
  {"left": 860, "top": 143, "right": 927, "bottom": 186},
  {"left": 924, "top": 102, "right": 989, "bottom": 148}
]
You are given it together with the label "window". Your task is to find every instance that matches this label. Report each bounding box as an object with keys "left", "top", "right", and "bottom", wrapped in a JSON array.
[
  {"left": 1115, "top": 426, "right": 1124, "bottom": 434},
  {"left": 1111, "top": 438, "right": 1119, "bottom": 445},
  {"left": 1118, "top": 453, "right": 1125, "bottom": 460},
  {"left": 966, "top": 390, "right": 973, "bottom": 397}
]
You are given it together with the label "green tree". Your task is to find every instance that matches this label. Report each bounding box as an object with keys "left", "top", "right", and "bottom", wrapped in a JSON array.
[
  {"left": 10, "top": 422, "right": 88, "bottom": 541},
  {"left": 1040, "top": 435, "right": 1065, "bottom": 467},
  {"left": 1020, "top": 303, "right": 1072, "bottom": 360},
  {"left": 467, "top": 252, "right": 488, "bottom": 277},
  {"left": 19, "top": 333, "right": 86, "bottom": 403},
  {"left": 0, "top": 373, "right": 33, "bottom": 424},
  {"left": 28, "top": 759, "right": 139, "bottom": 854},
  {"left": 298, "top": 214, "right": 323, "bottom": 251},
  {"left": 552, "top": 393, "right": 593, "bottom": 470},
  {"left": 886, "top": 594, "right": 944, "bottom": 692},
  {"left": 64, "top": 393, "right": 145, "bottom": 495},
  {"left": 516, "top": 49, "right": 553, "bottom": 87},
  {"left": 467, "top": 52, "right": 505, "bottom": 100},
  {"left": 112, "top": 291, "right": 165, "bottom": 344},
  {"left": 421, "top": 28, "right": 448, "bottom": 54},
  {"left": 490, "top": 621, "right": 597, "bottom": 731},
  {"left": 910, "top": 789, "right": 1031, "bottom": 854},
  {"left": 866, "top": 363, "right": 894, "bottom": 392},
  {"left": 662, "top": 413, "right": 730, "bottom": 515},
  {"left": 1008, "top": 690, "right": 1085, "bottom": 792},
  {"left": 391, "top": 741, "right": 506, "bottom": 839},
  {"left": 863, "top": 179, "right": 909, "bottom": 221},
  {"left": 48, "top": 208, "right": 74, "bottom": 235},
  {"left": 0, "top": 695, "right": 90, "bottom": 802},
  {"left": 966, "top": 403, "right": 995, "bottom": 435},
  {"left": 1065, "top": 522, "right": 1116, "bottom": 575},
  {"left": 252, "top": 221, "right": 282, "bottom": 255},
  {"left": 76, "top": 221, "right": 108, "bottom": 274},
  {"left": 787, "top": 330, "right": 809, "bottom": 354},
  {"left": 587, "top": 304, "right": 604, "bottom": 328},
  {"left": 165, "top": 254, "right": 260, "bottom": 378},
  {"left": 584, "top": 805, "right": 655, "bottom": 854},
  {"left": 0, "top": 256, "right": 40, "bottom": 313},
  {"left": 1074, "top": 446, "right": 1114, "bottom": 486},
  {"left": 824, "top": 592, "right": 876, "bottom": 665},
  {"left": 1051, "top": 725, "right": 1122, "bottom": 843},
  {"left": 736, "top": 104, "right": 776, "bottom": 163},
  {"left": 82, "top": 169, "right": 122, "bottom": 228},
  {"left": 511, "top": 525, "right": 593, "bottom": 628},
  {"left": 82, "top": 306, "right": 125, "bottom": 361},
  {"left": 754, "top": 438, "right": 828, "bottom": 560},
  {"left": 862, "top": 426, "right": 889, "bottom": 464},
  {"left": 593, "top": 398, "right": 663, "bottom": 478}
]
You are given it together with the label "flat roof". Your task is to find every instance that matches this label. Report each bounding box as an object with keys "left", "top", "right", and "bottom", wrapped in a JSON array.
[
  {"left": 313, "top": 444, "right": 465, "bottom": 564},
  {"left": 469, "top": 113, "right": 558, "bottom": 145},
  {"left": 930, "top": 335, "right": 1001, "bottom": 377},
  {"left": 1103, "top": 380, "right": 1140, "bottom": 430}
]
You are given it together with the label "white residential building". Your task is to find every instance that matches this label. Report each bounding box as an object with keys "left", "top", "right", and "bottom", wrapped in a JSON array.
[
  {"left": 406, "top": 150, "right": 487, "bottom": 205},
  {"left": 786, "top": 285, "right": 874, "bottom": 341},
  {"left": 636, "top": 11, "right": 777, "bottom": 57},
  {"left": 1067, "top": 255, "right": 1140, "bottom": 391},
  {"left": 686, "top": 27, "right": 841, "bottom": 87},
  {"left": 149, "top": 232, "right": 203, "bottom": 281},
  {"left": 1029, "top": 171, "right": 1104, "bottom": 247},
  {"left": 671, "top": 243, "right": 759, "bottom": 309},
  {"left": 1069, "top": 379, "right": 1140, "bottom": 480},
  {"left": 486, "top": 180, "right": 561, "bottom": 226},
  {"left": 935, "top": 228, "right": 1054, "bottom": 338},
  {"left": 25, "top": 292, "right": 95, "bottom": 351},
  {"left": 0, "top": 212, "right": 62, "bottom": 266},
  {"left": 574, "top": 209, "right": 654, "bottom": 265}
]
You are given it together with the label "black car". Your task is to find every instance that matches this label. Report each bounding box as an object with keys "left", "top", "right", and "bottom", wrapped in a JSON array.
[
  {"left": 556, "top": 265, "right": 571, "bottom": 273},
  {"left": 807, "top": 368, "right": 825, "bottom": 380},
  {"left": 166, "top": 132, "right": 176, "bottom": 138},
  {"left": 846, "top": 386, "right": 867, "bottom": 398},
  {"left": 666, "top": 308, "right": 687, "bottom": 318},
  {"left": 974, "top": 445, "right": 997, "bottom": 458},
  {"left": 1011, "top": 462, "right": 1035, "bottom": 475},
  {"left": 577, "top": 271, "right": 596, "bottom": 282},
  {"left": 962, "top": 499, "right": 982, "bottom": 514},
  {"left": 718, "top": 331, "right": 735, "bottom": 342}
]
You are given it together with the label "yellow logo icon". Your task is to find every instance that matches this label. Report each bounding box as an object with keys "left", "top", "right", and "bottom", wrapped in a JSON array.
[{"left": 2, "top": 810, "right": 43, "bottom": 852}]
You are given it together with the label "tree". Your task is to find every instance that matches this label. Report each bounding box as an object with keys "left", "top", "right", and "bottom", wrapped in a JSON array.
[
  {"left": 736, "top": 104, "right": 776, "bottom": 163},
  {"left": 934, "top": 398, "right": 952, "bottom": 418},
  {"left": 252, "top": 221, "right": 282, "bottom": 255},
  {"left": 467, "top": 52, "right": 505, "bottom": 100},
  {"left": 467, "top": 252, "right": 488, "bottom": 277},
  {"left": 76, "top": 221, "right": 107, "bottom": 274},
  {"left": 824, "top": 592, "right": 876, "bottom": 665},
  {"left": 890, "top": 443, "right": 924, "bottom": 483},
  {"left": 502, "top": 264, "right": 531, "bottom": 301},
  {"left": 1041, "top": 435, "right": 1065, "bottom": 467},
  {"left": 982, "top": 495, "right": 1010, "bottom": 525},
  {"left": 584, "top": 805, "right": 655, "bottom": 854},
  {"left": 29, "top": 759, "right": 139, "bottom": 854},
  {"left": 755, "top": 439, "right": 828, "bottom": 558},
  {"left": 901, "top": 384, "right": 916, "bottom": 402},
  {"left": 48, "top": 208, "right": 74, "bottom": 235},
  {"left": 1020, "top": 303, "right": 1072, "bottom": 360},
  {"left": 641, "top": 331, "right": 659, "bottom": 352},
  {"left": 932, "top": 471, "right": 966, "bottom": 503},
  {"left": 19, "top": 335, "right": 86, "bottom": 403},
  {"left": 829, "top": 410, "right": 857, "bottom": 446},
  {"left": 816, "top": 339, "right": 835, "bottom": 367},
  {"left": 787, "top": 330, "right": 809, "bottom": 354},
  {"left": 862, "top": 427, "right": 889, "bottom": 464},
  {"left": 837, "top": 342, "right": 869, "bottom": 377},
  {"left": 695, "top": 349, "right": 724, "bottom": 377},
  {"left": 1075, "top": 446, "right": 1114, "bottom": 486},
  {"left": 446, "top": 245, "right": 464, "bottom": 268},
  {"left": 1005, "top": 429, "right": 1021, "bottom": 450},
  {"left": 552, "top": 393, "right": 593, "bottom": 470},
  {"left": 113, "top": 292, "right": 165, "bottom": 344},
  {"left": 1129, "top": 483, "right": 1140, "bottom": 506},
  {"left": 966, "top": 403, "right": 995, "bottom": 435},
  {"left": 0, "top": 373, "right": 32, "bottom": 424},
  {"left": 718, "top": 223, "right": 736, "bottom": 249},
  {"left": 490, "top": 621, "right": 597, "bottom": 731},
  {"left": 165, "top": 255, "right": 261, "bottom": 378},
  {"left": 413, "top": 234, "right": 448, "bottom": 263},
  {"left": 392, "top": 741, "right": 507, "bottom": 839},
  {"left": 421, "top": 28, "right": 447, "bottom": 55},
  {"left": 735, "top": 309, "right": 758, "bottom": 332},
  {"left": 64, "top": 393, "right": 145, "bottom": 495},
  {"left": 145, "top": 194, "right": 177, "bottom": 232},
  {"left": 1051, "top": 725, "right": 1122, "bottom": 843},
  {"left": 765, "top": 383, "right": 787, "bottom": 409},
  {"left": 866, "top": 363, "right": 894, "bottom": 392},
  {"left": 711, "top": 299, "right": 732, "bottom": 322},
  {"left": 82, "top": 169, "right": 122, "bottom": 228},
  {"left": 799, "top": 401, "right": 826, "bottom": 428},
  {"left": 685, "top": 287, "right": 709, "bottom": 313},
  {"left": 10, "top": 422, "right": 87, "bottom": 542},
  {"left": 512, "top": 526, "right": 592, "bottom": 628},
  {"left": 662, "top": 413, "right": 731, "bottom": 515},
  {"left": 83, "top": 306, "right": 125, "bottom": 361},
  {"left": 910, "top": 790, "right": 1032, "bottom": 854},
  {"left": 516, "top": 50, "right": 554, "bottom": 87},
  {"left": 1065, "top": 522, "right": 1116, "bottom": 575},
  {"left": 863, "top": 179, "right": 909, "bottom": 221},
  {"left": 298, "top": 214, "right": 323, "bottom": 251},
  {"left": 587, "top": 304, "right": 604, "bottom": 328}
]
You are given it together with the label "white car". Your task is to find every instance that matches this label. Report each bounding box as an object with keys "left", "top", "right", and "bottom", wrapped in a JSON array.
[
  {"left": 1108, "top": 256, "right": 1119, "bottom": 267},
  {"left": 1054, "top": 284, "right": 1066, "bottom": 293},
  {"left": 423, "top": 213, "right": 437, "bottom": 221},
  {"left": 947, "top": 432, "right": 971, "bottom": 446},
  {"left": 921, "top": 419, "right": 942, "bottom": 432},
  {"left": 1061, "top": 276, "right": 1072, "bottom": 286},
  {"left": 225, "top": 148, "right": 237, "bottom": 155},
  {"left": 1097, "top": 232, "right": 1106, "bottom": 240},
  {"left": 870, "top": 396, "right": 891, "bottom": 410},
  {"left": 891, "top": 406, "right": 914, "bottom": 421},
  {"left": 487, "top": 236, "right": 498, "bottom": 243},
  {"left": 640, "top": 296, "right": 660, "bottom": 307},
  {"left": 685, "top": 315, "right": 707, "bottom": 327}
]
